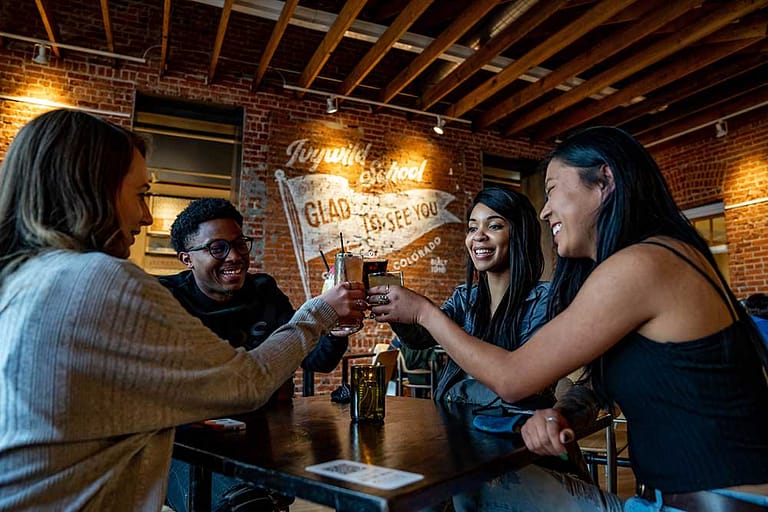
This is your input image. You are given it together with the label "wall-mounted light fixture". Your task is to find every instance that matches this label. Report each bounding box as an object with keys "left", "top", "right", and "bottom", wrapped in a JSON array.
[
  {"left": 32, "top": 44, "right": 50, "bottom": 65},
  {"left": 715, "top": 119, "right": 728, "bottom": 138},
  {"left": 433, "top": 115, "right": 445, "bottom": 135},
  {"left": 326, "top": 95, "right": 338, "bottom": 114}
]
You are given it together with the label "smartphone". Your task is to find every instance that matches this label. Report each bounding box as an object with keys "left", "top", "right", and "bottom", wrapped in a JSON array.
[{"left": 201, "top": 418, "right": 246, "bottom": 432}]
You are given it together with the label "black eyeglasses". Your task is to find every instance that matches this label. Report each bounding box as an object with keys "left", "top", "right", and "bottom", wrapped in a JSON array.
[{"left": 185, "top": 236, "right": 253, "bottom": 260}]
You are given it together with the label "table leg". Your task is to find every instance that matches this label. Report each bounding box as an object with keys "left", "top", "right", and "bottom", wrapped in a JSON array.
[
  {"left": 303, "top": 369, "right": 315, "bottom": 397},
  {"left": 189, "top": 463, "right": 212, "bottom": 512}
]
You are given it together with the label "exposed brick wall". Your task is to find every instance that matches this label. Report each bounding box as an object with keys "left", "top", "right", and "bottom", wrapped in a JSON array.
[
  {"left": 652, "top": 115, "right": 768, "bottom": 298},
  {"left": 3, "top": 38, "right": 768, "bottom": 392},
  {"left": 0, "top": 44, "right": 549, "bottom": 394}
]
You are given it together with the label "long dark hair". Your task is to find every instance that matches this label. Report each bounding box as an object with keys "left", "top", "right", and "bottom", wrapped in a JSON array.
[
  {"left": 465, "top": 187, "right": 544, "bottom": 346},
  {"left": 544, "top": 127, "right": 768, "bottom": 393},
  {"left": 0, "top": 109, "right": 146, "bottom": 285}
]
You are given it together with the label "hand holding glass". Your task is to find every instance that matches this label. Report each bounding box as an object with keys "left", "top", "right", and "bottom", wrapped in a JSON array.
[
  {"left": 330, "top": 253, "right": 364, "bottom": 336},
  {"left": 366, "top": 271, "right": 403, "bottom": 306}
]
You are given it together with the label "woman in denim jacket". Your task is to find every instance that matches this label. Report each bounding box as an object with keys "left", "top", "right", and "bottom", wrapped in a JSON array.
[{"left": 389, "top": 187, "right": 620, "bottom": 512}]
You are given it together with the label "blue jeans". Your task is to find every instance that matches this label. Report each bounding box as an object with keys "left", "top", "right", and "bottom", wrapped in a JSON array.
[
  {"left": 451, "top": 464, "right": 624, "bottom": 512},
  {"left": 624, "top": 488, "right": 768, "bottom": 511}
]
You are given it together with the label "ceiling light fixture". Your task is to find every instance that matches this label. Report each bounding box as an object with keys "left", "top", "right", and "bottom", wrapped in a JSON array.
[
  {"left": 433, "top": 115, "right": 445, "bottom": 135},
  {"left": 0, "top": 31, "right": 146, "bottom": 63},
  {"left": 282, "top": 84, "right": 472, "bottom": 129},
  {"left": 326, "top": 95, "right": 338, "bottom": 114},
  {"left": 715, "top": 119, "right": 728, "bottom": 138},
  {"left": 32, "top": 44, "right": 50, "bottom": 65}
]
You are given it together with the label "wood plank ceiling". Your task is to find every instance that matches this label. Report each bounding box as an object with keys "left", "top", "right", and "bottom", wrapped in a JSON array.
[{"left": 1, "top": 0, "right": 767, "bottom": 148}]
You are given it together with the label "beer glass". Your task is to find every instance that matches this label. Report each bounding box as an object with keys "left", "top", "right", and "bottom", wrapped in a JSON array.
[
  {"left": 366, "top": 271, "right": 404, "bottom": 306},
  {"left": 350, "top": 364, "right": 386, "bottom": 422},
  {"left": 330, "top": 252, "right": 364, "bottom": 336},
  {"left": 362, "top": 257, "right": 387, "bottom": 289}
]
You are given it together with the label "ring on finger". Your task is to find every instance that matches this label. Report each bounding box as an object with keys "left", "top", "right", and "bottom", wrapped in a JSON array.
[
  {"left": 355, "top": 299, "right": 365, "bottom": 308},
  {"left": 545, "top": 416, "right": 558, "bottom": 423}
]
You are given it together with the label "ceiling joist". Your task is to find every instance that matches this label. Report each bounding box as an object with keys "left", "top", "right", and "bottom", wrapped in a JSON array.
[
  {"left": 475, "top": 0, "right": 697, "bottom": 130},
  {"left": 208, "top": 0, "right": 234, "bottom": 82},
  {"left": 502, "top": 0, "right": 768, "bottom": 137}
]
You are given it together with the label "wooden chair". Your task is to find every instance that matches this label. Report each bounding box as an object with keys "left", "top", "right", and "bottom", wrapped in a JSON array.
[
  {"left": 396, "top": 351, "right": 434, "bottom": 398},
  {"left": 340, "top": 344, "right": 400, "bottom": 394},
  {"left": 579, "top": 413, "right": 630, "bottom": 493},
  {"left": 372, "top": 348, "right": 399, "bottom": 385}
]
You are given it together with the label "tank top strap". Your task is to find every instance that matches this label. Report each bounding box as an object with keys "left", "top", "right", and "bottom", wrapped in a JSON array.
[{"left": 638, "top": 240, "right": 737, "bottom": 321}]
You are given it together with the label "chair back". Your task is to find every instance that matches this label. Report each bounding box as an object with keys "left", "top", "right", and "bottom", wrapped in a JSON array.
[
  {"left": 372, "top": 343, "right": 391, "bottom": 355},
  {"left": 371, "top": 349, "right": 399, "bottom": 383},
  {"left": 396, "top": 351, "right": 435, "bottom": 397}
]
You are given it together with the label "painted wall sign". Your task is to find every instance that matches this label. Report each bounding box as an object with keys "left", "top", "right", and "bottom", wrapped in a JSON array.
[{"left": 276, "top": 170, "right": 460, "bottom": 298}]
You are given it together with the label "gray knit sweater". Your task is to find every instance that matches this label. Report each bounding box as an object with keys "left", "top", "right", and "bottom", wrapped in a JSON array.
[{"left": 0, "top": 250, "right": 337, "bottom": 511}]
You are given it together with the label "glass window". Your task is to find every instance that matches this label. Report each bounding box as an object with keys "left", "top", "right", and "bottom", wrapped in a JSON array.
[{"left": 688, "top": 210, "right": 729, "bottom": 284}]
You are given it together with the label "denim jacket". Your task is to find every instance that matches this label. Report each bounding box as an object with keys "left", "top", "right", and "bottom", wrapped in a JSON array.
[{"left": 392, "top": 281, "right": 550, "bottom": 404}]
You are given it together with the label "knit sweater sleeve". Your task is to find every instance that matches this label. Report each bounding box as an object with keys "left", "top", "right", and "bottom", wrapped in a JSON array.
[{"left": 2, "top": 251, "right": 337, "bottom": 440}]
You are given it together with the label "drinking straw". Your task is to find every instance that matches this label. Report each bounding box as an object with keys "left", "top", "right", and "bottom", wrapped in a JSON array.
[
  {"left": 319, "top": 248, "right": 330, "bottom": 272},
  {"left": 339, "top": 232, "right": 345, "bottom": 254}
]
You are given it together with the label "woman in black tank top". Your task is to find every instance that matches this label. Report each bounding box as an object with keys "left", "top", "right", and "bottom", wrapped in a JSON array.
[{"left": 372, "top": 126, "right": 768, "bottom": 511}]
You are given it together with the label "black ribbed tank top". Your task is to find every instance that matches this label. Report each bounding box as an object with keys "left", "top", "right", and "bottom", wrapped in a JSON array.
[{"left": 596, "top": 241, "right": 768, "bottom": 493}]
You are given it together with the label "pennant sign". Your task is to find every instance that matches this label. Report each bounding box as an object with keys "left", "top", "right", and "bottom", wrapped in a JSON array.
[{"left": 275, "top": 170, "right": 461, "bottom": 298}]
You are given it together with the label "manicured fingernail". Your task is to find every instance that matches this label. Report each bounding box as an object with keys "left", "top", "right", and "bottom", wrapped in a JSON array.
[{"left": 559, "top": 453, "right": 569, "bottom": 461}]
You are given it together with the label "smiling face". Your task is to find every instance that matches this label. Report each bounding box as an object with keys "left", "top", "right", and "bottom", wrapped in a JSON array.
[
  {"left": 112, "top": 148, "right": 153, "bottom": 258},
  {"left": 179, "top": 218, "right": 249, "bottom": 302},
  {"left": 540, "top": 158, "right": 606, "bottom": 261},
  {"left": 465, "top": 202, "right": 510, "bottom": 276}
]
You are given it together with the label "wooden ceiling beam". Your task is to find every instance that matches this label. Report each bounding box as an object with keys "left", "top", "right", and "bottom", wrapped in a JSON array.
[
  {"left": 601, "top": 0, "right": 692, "bottom": 24},
  {"left": 630, "top": 66, "right": 768, "bottom": 138},
  {"left": 100, "top": 0, "right": 114, "bottom": 53},
  {"left": 637, "top": 82, "right": 768, "bottom": 146},
  {"left": 34, "top": 0, "right": 62, "bottom": 58},
  {"left": 444, "top": 0, "right": 635, "bottom": 119},
  {"left": 379, "top": 0, "right": 501, "bottom": 105},
  {"left": 296, "top": 0, "right": 368, "bottom": 93},
  {"left": 604, "top": 41, "right": 768, "bottom": 129},
  {"left": 253, "top": 0, "right": 299, "bottom": 91},
  {"left": 420, "top": 0, "right": 568, "bottom": 110},
  {"left": 475, "top": 0, "right": 694, "bottom": 129},
  {"left": 534, "top": 37, "right": 761, "bottom": 139},
  {"left": 502, "top": 0, "right": 768, "bottom": 137},
  {"left": 697, "top": 16, "right": 768, "bottom": 44},
  {"left": 160, "top": 0, "right": 171, "bottom": 75},
  {"left": 208, "top": 0, "right": 234, "bottom": 83},
  {"left": 369, "top": 0, "right": 413, "bottom": 24},
  {"left": 338, "top": 0, "right": 435, "bottom": 97},
  {"left": 405, "top": 1, "right": 466, "bottom": 33}
]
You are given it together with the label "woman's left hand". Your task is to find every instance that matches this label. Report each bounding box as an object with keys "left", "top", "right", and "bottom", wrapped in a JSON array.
[
  {"left": 368, "top": 284, "right": 432, "bottom": 325},
  {"left": 520, "top": 408, "right": 575, "bottom": 457}
]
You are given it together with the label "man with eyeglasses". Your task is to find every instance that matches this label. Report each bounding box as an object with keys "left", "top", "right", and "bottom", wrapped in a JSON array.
[{"left": 160, "top": 198, "right": 349, "bottom": 512}]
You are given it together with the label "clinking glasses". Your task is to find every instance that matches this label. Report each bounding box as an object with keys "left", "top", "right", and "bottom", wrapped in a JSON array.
[{"left": 185, "top": 236, "right": 253, "bottom": 260}]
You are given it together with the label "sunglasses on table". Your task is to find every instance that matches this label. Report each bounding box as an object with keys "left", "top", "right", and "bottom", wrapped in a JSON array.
[{"left": 185, "top": 236, "right": 253, "bottom": 260}]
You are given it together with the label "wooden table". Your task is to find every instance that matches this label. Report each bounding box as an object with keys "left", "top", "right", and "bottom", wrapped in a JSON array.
[{"left": 172, "top": 396, "right": 542, "bottom": 512}]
